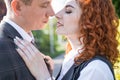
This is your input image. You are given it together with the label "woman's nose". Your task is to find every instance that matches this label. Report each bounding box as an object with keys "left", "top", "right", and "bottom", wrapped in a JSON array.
[{"left": 55, "top": 11, "right": 62, "bottom": 19}]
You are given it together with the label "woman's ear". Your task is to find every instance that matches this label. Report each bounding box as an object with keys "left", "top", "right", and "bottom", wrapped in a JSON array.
[{"left": 11, "top": 0, "right": 21, "bottom": 16}]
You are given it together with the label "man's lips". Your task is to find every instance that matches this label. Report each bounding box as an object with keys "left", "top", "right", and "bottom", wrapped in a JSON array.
[{"left": 43, "top": 20, "right": 48, "bottom": 23}]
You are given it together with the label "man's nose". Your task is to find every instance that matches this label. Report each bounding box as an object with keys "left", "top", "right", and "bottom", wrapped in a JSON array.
[{"left": 47, "top": 6, "right": 55, "bottom": 17}]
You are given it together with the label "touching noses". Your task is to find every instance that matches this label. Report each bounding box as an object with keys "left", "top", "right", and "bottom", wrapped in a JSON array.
[{"left": 55, "top": 11, "right": 62, "bottom": 19}]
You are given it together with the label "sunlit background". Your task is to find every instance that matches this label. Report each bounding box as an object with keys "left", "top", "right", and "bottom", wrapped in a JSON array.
[{"left": 52, "top": 0, "right": 66, "bottom": 13}]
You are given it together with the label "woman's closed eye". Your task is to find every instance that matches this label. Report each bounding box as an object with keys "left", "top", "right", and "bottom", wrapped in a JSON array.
[
  {"left": 65, "top": 4, "right": 74, "bottom": 14},
  {"left": 65, "top": 10, "right": 72, "bottom": 14}
]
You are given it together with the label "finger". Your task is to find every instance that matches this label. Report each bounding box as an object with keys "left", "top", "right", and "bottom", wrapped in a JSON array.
[
  {"left": 15, "top": 37, "right": 44, "bottom": 59},
  {"left": 14, "top": 38, "right": 25, "bottom": 51},
  {"left": 44, "top": 56, "right": 52, "bottom": 61},
  {"left": 15, "top": 37, "right": 40, "bottom": 57},
  {"left": 44, "top": 56, "right": 54, "bottom": 72},
  {"left": 23, "top": 40, "right": 38, "bottom": 57},
  {"left": 15, "top": 37, "right": 36, "bottom": 57},
  {"left": 14, "top": 38, "right": 33, "bottom": 60},
  {"left": 15, "top": 37, "right": 33, "bottom": 54},
  {"left": 16, "top": 48, "right": 29, "bottom": 62},
  {"left": 16, "top": 37, "right": 45, "bottom": 58},
  {"left": 29, "top": 43, "right": 45, "bottom": 57},
  {"left": 15, "top": 37, "right": 25, "bottom": 46}
]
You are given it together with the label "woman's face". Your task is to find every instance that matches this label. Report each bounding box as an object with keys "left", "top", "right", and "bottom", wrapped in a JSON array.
[{"left": 55, "top": 0, "right": 82, "bottom": 36}]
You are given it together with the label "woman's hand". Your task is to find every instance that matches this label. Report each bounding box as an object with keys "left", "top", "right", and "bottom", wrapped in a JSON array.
[
  {"left": 44, "top": 55, "right": 54, "bottom": 75},
  {"left": 14, "top": 37, "right": 54, "bottom": 80}
]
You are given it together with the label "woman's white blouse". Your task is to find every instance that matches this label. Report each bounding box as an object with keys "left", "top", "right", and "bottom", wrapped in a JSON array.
[{"left": 57, "top": 49, "right": 114, "bottom": 80}]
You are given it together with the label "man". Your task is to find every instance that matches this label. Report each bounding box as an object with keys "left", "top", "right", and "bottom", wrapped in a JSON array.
[{"left": 0, "top": 0, "right": 54, "bottom": 80}]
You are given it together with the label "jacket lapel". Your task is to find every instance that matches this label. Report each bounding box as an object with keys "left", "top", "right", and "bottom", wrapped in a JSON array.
[{"left": 0, "top": 21, "right": 23, "bottom": 40}]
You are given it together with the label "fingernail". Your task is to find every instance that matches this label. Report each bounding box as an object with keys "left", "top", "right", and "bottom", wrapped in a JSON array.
[
  {"left": 16, "top": 36, "right": 20, "bottom": 40},
  {"left": 44, "top": 58, "right": 48, "bottom": 62},
  {"left": 14, "top": 39, "right": 18, "bottom": 49},
  {"left": 14, "top": 38, "right": 17, "bottom": 43}
]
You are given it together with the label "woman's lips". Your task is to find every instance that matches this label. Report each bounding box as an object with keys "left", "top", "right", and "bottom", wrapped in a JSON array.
[{"left": 57, "top": 22, "right": 63, "bottom": 27}]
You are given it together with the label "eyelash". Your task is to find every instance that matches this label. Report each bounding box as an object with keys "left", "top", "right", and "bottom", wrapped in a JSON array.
[
  {"left": 40, "top": 3, "right": 49, "bottom": 8},
  {"left": 65, "top": 10, "right": 72, "bottom": 14}
]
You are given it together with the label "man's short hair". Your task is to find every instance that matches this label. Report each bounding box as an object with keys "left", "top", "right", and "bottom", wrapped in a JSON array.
[
  {"left": 4, "top": 0, "right": 33, "bottom": 7},
  {"left": 21, "top": 0, "right": 33, "bottom": 5}
]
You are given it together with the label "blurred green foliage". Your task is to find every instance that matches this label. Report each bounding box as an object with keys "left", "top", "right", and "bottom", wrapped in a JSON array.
[
  {"left": 112, "top": 0, "right": 120, "bottom": 18},
  {"left": 32, "top": 18, "right": 65, "bottom": 58}
]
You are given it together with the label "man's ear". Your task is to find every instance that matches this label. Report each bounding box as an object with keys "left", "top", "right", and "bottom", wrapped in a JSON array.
[{"left": 11, "top": 0, "right": 21, "bottom": 16}]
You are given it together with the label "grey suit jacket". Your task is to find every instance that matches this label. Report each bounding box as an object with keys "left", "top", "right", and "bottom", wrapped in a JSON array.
[{"left": 0, "top": 21, "right": 36, "bottom": 80}]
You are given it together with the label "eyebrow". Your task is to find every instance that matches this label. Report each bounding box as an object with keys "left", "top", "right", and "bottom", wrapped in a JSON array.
[
  {"left": 40, "top": 0, "right": 50, "bottom": 4},
  {"left": 65, "top": 5, "right": 75, "bottom": 8}
]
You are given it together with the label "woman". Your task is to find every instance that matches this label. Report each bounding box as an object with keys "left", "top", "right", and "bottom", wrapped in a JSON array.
[{"left": 14, "top": 0, "right": 119, "bottom": 80}]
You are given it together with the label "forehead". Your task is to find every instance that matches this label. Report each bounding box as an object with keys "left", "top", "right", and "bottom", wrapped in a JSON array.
[
  {"left": 38, "top": 0, "right": 52, "bottom": 3},
  {"left": 64, "top": 0, "right": 78, "bottom": 7},
  {"left": 65, "top": 0, "right": 75, "bottom": 3}
]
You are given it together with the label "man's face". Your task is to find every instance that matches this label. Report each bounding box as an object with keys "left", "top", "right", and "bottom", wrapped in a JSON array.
[{"left": 20, "top": 0, "right": 54, "bottom": 31}]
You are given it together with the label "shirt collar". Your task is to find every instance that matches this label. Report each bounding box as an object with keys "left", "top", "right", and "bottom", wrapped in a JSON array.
[{"left": 2, "top": 16, "right": 34, "bottom": 42}]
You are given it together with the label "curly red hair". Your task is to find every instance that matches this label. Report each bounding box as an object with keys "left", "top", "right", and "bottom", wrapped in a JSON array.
[{"left": 66, "top": 0, "right": 120, "bottom": 66}]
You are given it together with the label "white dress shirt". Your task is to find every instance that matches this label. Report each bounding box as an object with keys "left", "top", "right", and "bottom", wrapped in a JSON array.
[
  {"left": 58, "top": 49, "right": 114, "bottom": 80},
  {"left": 58, "top": 49, "right": 78, "bottom": 80},
  {"left": 2, "top": 16, "right": 34, "bottom": 42}
]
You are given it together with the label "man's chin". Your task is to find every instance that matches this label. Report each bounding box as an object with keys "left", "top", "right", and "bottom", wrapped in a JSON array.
[
  {"left": 33, "top": 26, "right": 46, "bottom": 30},
  {"left": 40, "top": 24, "right": 47, "bottom": 29}
]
